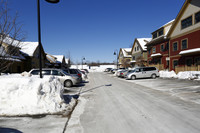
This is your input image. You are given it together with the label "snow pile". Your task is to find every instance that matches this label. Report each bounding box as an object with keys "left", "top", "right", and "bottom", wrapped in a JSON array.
[
  {"left": 159, "top": 70, "right": 177, "bottom": 78},
  {"left": 160, "top": 70, "right": 200, "bottom": 80},
  {"left": 177, "top": 71, "right": 200, "bottom": 80},
  {"left": 0, "top": 74, "right": 71, "bottom": 116}
]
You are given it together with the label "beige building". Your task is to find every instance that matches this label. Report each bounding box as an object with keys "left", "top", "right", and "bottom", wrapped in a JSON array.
[
  {"left": 118, "top": 48, "right": 132, "bottom": 68},
  {"left": 130, "top": 38, "right": 151, "bottom": 67}
]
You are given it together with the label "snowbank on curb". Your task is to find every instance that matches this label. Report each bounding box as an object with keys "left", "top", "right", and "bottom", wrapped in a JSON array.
[
  {"left": 0, "top": 74, "right": 71, "bottom": 116},
  {"left": 159, "top": 70, "right": 177, "bottom": 78},
  {"left": 160, "top": 70, "right": 200, "bottom": 80}
]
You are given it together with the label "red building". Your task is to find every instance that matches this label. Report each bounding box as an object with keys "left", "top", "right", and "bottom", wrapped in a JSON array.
[
  {"left": 167, "top": 0, "right": 200, "bottom": 72},
  {"left": 146, "top": 20, "right": 174, "bottom": 70}
]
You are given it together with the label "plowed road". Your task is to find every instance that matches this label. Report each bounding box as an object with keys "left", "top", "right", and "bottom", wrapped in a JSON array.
[{"left": 67, "top": 72, "right": 200, "bottom": 133}]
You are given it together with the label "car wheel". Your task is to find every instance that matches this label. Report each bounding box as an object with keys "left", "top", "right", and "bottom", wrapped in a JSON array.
[
  {"left": 131, "top": 75, "right": 136, "bottom": 80},
  {"left": 151, "top": 74, "right": 156, "bottom": 79},
  {"left": 65, "top": 80, "right": 73, "bottom": 87}
]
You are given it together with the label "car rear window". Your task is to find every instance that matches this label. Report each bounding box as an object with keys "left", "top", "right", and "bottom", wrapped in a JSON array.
[
  {"left": 69, "top": 69, "right": 77, "bottom": 74},
  {"left": 31, "top": 70, "right": 39, "bottom": 75},
  {"left": 52, "top": 70, "right": 63, "bottom": 76}
]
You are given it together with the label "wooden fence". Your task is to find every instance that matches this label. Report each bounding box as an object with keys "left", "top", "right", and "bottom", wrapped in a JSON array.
[{"left": 175, "top": 65, "right": 200, "bottom": 73}]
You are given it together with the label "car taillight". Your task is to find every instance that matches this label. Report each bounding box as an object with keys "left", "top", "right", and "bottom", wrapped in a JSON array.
[
  {"left": 78, "top": 73, "right": 81, "bottom": 77},
  {"left": 121, "top": 73, "right": 123, "bottom": 75}
]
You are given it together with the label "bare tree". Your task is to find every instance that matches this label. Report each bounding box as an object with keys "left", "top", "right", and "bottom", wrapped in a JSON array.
[
  {"left": 0, "top": 0, "right": 25, "bottom": 73},
  {"left": 121, "top": 58, "right": 130, "bottom": 68},
  {"left": 136, "top": 56, "right": 146, "bottom": 67}
]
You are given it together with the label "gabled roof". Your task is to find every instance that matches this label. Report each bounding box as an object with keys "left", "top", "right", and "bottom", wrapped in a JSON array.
[
  {"left": 137, "top": 38, "right": 152, "bottom": 50},
  {"left": 0, "top": 34, "right": 20, "bottom": 47},
  {"left": 167, "top": 0, "right": 191, "bottom": 37},
  {"left": 146, "top": 19, "right": 174, "bottom": 46},
  {"left": 46, "top": 53, "right": 57, "bottom": 63},
  {"left": 131, "top": 38, "right": 151, "bottom": 53},
  {"left": 118, "top": 48, "right": 132, "bottom": 59},
  {"left": 19, "top": 42, "right": 39, "bottom": 57},
  {"left": 53, "top": 55, "right": 65, "bottom": 64},
  {"left": 121, "top": 48, "right": 132, "bottom": 58}
]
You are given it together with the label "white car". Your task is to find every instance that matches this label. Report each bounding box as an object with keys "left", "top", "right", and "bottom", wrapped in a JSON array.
[
  {"left": 29, "top": 68, "right": 81, "bottom": 87},
  {"left": 126, "top": 67, "right": 160, "bottom": 80}
]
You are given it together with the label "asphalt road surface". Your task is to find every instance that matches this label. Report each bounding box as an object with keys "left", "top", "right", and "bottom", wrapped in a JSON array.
[{"left": 67, "top": 72, "right": 200, "bottom": 133}]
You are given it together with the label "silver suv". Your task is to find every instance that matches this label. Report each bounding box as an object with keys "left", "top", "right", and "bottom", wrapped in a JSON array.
[
  {"left": 29, "top": 68, "right": 81, "bottom": 87},
  {"left": 126, "top": 67, "right": 159, "bottom": 80}
]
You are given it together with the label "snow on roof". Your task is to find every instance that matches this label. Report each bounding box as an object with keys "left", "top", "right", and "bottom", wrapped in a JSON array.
[
  {"left": 151, "top": 53, "right": 162, "bottom": 57},
  {"left": 1, "top": 35, "right": 20, "bottom": 47},
  {"left": 65, "top": 58, "right": 69, "bottom": 64},
  {"left": 161, "top": 19, "right": 175, "bottom": 28},
  {"left": 137, "top": 38, "right": 152, "bottom": 50},
  {"left": 46, "top": 54, "right": 57, "bottom": 63},
  {"left": 121, "top": 48, "right": 132, "bottom": 57},
  {"left": 179, "top": 48, "right": 200, "bottom": 55},
  {"left": 53, "top": 55, "right": 65, "bottom": 63},
  {"left": 19, "top": 42, "right": 39, "bottom": 57}
]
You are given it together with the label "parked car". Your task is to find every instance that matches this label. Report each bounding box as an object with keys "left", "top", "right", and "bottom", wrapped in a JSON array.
[
  {"left": 111, "top": 69, "right": 118, "bottom": 74},
  {"left": 79, "top": 69, "right": 88, "bottom": 80},
  {"left": 63, "top": 68, "right": 82, "bottom": 81},
  {"left": 29, "top": 68, "right": 81, "bottom": 87},
  {"left": 81, "top": 69, "right": 89, "bottom": 73},
  {"left": 121, "top": 69, "right": 136, "bottom": 78},
  {"left": 104, "top": 68, "right": 112, "bottom": 72},
  {"left": 126, "top": 67, "right": 159, "bottom": 80},
  {"left": 116, "top": 69, "right": 127, "bottom": 77}
]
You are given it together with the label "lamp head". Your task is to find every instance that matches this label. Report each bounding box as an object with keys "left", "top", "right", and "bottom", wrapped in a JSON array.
[
  {"left": 45, "top": 0, "right": 60, "bottom": 3},
  {"left": 113, "top": 52, "right": 116, "bottom": 55}
]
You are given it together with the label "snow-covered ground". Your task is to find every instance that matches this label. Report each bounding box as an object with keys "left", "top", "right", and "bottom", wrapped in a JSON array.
[
  {"left": 71, "top": 65, "right": 115, "bottom": 72},
  {"left": 0, "top": 72, "right": 75, "bottom": 116}
]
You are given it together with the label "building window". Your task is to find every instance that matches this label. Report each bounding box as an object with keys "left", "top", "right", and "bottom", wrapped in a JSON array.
[
  {"left": 153, "top": 33, "right": 157, "bottom": 39},
  {"left": 165, "top": 42, "right": 169, "bottom": 50},
  {"left": 161, "top": 44, "right": 165, "bottom": 52},
  {"left": 152, "top": 47, "right": 156, "bottom": 53},
  {"left": 181, "top": 39, "right": 187, "bottom": 50},
  {"left": 137, "top": 46, "right": 139, "bottom": 51},
  {"left": 135, "top": 47, "right": 136, "bottom": 51},
  {"left": 158, "top": 30, "right": 163, "bottom": 36},
  {"left": 173, "top": 60, "right": 178, "bottom": 69},
  {"left": 195, "top": 57, "right": 200, "bottom": 66},
  {"left": 173, "top": 42, "right": 178, "bottom": 51},
  {"left": 186, "top": 58, "right": 193, "bottom": 66},
  {"left": 195, "top": 11, "right": 200, "bottom": 24},
  {"left": 148, "top": 49, "right": 151, "bottom": 55},
  {"left": 181, "top": 16, "right": 192, "bottom": 29},
  {"left": 132, "top": 56, "right": 135, "bottom": 60}
]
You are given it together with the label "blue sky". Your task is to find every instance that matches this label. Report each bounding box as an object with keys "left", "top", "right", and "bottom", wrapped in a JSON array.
[{"left": 9, "top": 0, "right": 185, "bottom": 63}]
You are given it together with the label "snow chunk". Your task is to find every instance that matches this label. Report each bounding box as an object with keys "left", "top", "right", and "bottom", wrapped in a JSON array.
[{"left": 0, "top": 75, "right": 68, "bottom": 116}]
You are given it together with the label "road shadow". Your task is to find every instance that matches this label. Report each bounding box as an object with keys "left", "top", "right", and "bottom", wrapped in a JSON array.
[
  {"left": 63, "top": 84, "right": 112, "bottom": 104},
  {"left": 80, "top": 84, "right": 112, "bottom": 94},
  {"left": 0, "top": 127, "right": 22, "bottom": 133}
]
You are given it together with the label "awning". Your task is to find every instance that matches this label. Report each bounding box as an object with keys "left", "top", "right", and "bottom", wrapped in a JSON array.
[
  {"left": 151, "top": 53, "right": 162, "bottom": 57},
  {"left": 179, "top": 48, "right": 200, "bottom": 55},
  {"left": 130, "top": 60, "right": 136, "bottom": 63}
]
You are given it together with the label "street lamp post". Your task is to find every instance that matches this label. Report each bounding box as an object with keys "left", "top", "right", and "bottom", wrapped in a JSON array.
[
  {"left": 37, "top": 0, "right": 60, "bottom": 78},
  {"left": 82, "top": 57, "right": 85, "bottom": 69},
  {"left": 113, "top": 50, "right": 118, "bottom": 69}
]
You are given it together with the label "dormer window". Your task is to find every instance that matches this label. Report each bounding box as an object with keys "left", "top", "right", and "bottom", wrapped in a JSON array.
[
  {"left": 195, "top": 11, "right": 200, "bottom": 24},
  {"left": 153, "top": 33, "right": 157, "bottom": 39},
  {"left": 181, "top": 16, "right": 192, "bottom": 29},
  {"left": 158, "top": 30, "right": 163, "bottom": 36}
]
